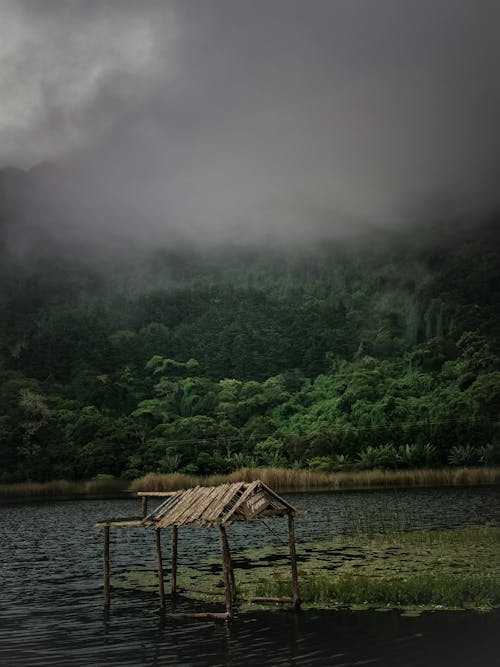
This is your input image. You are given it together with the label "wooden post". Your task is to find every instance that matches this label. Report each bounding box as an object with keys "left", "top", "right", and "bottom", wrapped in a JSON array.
[
  {"left": 219, "top": 525, "right": 233, "bottom": 619},
  {"left": 171, "top": 525, "right": 178, "bottom": 597},
  {"left": 103, "top": 525, "right": 110, "bottom": 607},
  {"left": 221, "top": 524, "right": 236, "bottom": 600},
  {"left": 155, "top": 528, "right": 165, "bottom": 609},
  {"left": 288, "top": 512, "right": 300, "bottom": 610},
  {"left": 142, "top": 496, "right": 148, "bottom": 518}
]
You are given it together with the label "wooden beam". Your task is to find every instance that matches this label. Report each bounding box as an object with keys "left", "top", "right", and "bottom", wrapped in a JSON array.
[
  {"left": 164, "top": 611, "right": 230, "bottom": 621},
  {"left": 288, "top": 512, "right": 301, "bottom": 610},
  {"left": 171, "top": 525, "right": 178, "bottom": 597},
  {"left": 218, "top": 525, "right": 233, "bottom": 619},
  {"left": 95, "top": 519, "right": 142, "bottom": 528},
  {"left": 176, "top": 586, "right": 225, "bottom": 597},
  {"left": 155, "top": 528, "right": 165, "bottom": 609},
  {"left": 141, "top": 496, "right": 148, "bottom": 518},
  {"left": 103, "top": 526, "right": 110, "bottom": 608},
  {"left": 238, "top": 595, "right": 294, "bottom": 603},
  {"left": 220, "top": 524, "right": 236, "bottom": 600},
  {"left": 137, "top": 491, "right": 178, "bottom": 497}
]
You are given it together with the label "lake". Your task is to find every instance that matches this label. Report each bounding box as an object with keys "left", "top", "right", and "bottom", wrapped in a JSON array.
[{"left": 0, "top": 486, "right": 498, "bottom": 666}]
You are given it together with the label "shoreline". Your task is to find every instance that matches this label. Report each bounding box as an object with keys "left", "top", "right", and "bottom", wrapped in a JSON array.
[{"left": 0, "top": 465, "right": 499, "bottom": 501}]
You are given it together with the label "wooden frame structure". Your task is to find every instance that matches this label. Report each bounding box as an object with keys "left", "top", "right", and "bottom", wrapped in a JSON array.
[{"left": 96, "top": 480, "right": 301, "bottom": 620}]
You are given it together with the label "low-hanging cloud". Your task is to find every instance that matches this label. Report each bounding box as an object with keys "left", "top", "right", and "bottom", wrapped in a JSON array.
[{"left": 1, "top": 0, "right": 500, "bottom": 248}]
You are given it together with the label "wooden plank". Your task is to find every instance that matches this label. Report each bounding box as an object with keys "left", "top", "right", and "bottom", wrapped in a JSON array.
[
  {"left": 288, "top": 512, "right": 301, "bottom": 610},
  {"left": 242, "top": 488, "right": 271, "bottom": 519},
  {"left": 96, "top": 518, "right": 142, "bottom": 527},
  {"left": 171, "top": 525, "right": 178, "bottom": 597},
  {"left": 176, "top": 586, "right": 225, "bottom": 597},
  {"left": 157, "top": 486, "right": 201, "bottom": 527},
  {"left": 155, "top": 528, "right": 165, "bottom": 609},
  {"left": 203, "top": 483, "right": 243, "bottom": 524},
  {"left": 220, "top": 481, "right": 260, "bottom": 524},
  {"left": 238, "top": 595, "right": 294, "bottom": 603},
  {"left": 103, "top": 526, "right": 110, "bottom": 607},
  {"left": 219, "top": 525, "right": 233, "bottom": 619},
  {"left": 199, "top": 483, "right": 237, "bottom": 523},
  {"left": 137, "top": 491, "right": 179, "bottom": 497},
  {"left": 217, "top": 483, "right": 250, "bottom": 522},
  {"left": 175, "top": 485, "right": 218, "bottom": 526},
  {"left": 221, "top": 525, "right": 236, "bottom": 600},
  {"left": 164, "top": 611, "right": 230, "bottom": 621},
  {"left": 259, "top": 481, "right": 296, "bottom": 512},
  {"left": 183, "top": 484, "right": 228, "bottom": 526},
  {"left": 144, "top": 492, "right": 183, "bottom": 523}
]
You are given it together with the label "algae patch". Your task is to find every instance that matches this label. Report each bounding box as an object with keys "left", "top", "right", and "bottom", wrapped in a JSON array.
[{"left": 112, "top": 526, "right": 500, "bottom": 612}]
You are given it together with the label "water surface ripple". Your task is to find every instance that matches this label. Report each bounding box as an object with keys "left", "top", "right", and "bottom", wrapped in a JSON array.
[{"left": 0, "top": 486, "right": 498, "bottom": 666}]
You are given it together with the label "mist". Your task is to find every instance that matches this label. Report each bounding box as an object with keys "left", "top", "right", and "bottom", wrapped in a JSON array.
[{"left": 1, "top": 0, "right": 500, "bottom": 250}]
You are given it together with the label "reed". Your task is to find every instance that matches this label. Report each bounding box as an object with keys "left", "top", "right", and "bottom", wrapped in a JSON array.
[
  {"left": 0, "top": 480, "right": 85, "bottom": 498},
  {"left": 0, "top": 477, "right": 128, "bottom": 499},
  {"left": 2, "top": 465, "right": 498, "bottom": 499},
  {"left": 255, "top": 572, "right": 500, "bottom": 608},
  {"left": 130, "top": 466, "right": 500, "bottom": 493}
]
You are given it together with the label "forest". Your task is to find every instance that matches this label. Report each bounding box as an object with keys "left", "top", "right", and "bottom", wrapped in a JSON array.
[{"left": 1, "top": 173, "right": 499, "bottom": 483}]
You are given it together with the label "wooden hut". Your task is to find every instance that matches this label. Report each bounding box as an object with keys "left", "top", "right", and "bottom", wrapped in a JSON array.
[{"left": 96, "top": 480, "right": 301, "bottom": 619}]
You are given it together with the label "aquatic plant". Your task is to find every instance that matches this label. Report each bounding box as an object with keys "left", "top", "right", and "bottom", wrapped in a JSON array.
[{"left": 256, "top": 573, "right": 500, "bottom": 608}]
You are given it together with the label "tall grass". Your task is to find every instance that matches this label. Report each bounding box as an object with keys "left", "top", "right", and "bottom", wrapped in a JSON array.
[
  {"left": 0, "top": 477, "right": 128, "bottom": 499},
  {"left": 130, "top": 466, "right": 500, "bottom": 493},
  {"left": 255, "top": 573, "right": 500, "bottom": 608},
  {"left": 2, "top": 465, "right": 498, "bottom": 499}
]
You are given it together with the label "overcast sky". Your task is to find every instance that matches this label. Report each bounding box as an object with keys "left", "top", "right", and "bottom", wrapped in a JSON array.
[{"left": 1, "top": 0, "right": 499, "bottom": 245}]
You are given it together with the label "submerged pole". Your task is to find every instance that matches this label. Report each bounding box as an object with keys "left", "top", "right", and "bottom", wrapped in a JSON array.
[
  {"left": 288, "top": 512, "right": 301, "bottom": 610},
  {"left": 103, "top": 525, "right": 110, "bottom": 607},
  {"left": 218, "top": 525, "right": 234, "bottom": 619},
  {"left": 155, "top": 528, "right": 165, "bottom": 609},
  {"left": 171, "top": 525, "right": 178, "bottom": 597},
  {"left": 221, "top": 524, "right": 236, "bottom": 600}
]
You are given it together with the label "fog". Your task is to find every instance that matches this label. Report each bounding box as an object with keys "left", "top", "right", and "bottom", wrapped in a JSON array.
[{"left": 1, "top": 0, "right": 500, "bottom": 249}]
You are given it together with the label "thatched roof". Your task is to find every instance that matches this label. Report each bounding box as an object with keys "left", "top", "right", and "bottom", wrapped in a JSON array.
[{"left": 141, "top": 480, "right": 296, "bottom": 528}]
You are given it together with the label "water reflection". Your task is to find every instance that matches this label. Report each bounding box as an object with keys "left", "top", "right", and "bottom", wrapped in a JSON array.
[{"left": 0, "top": 486, "right": 498, "bottom": 666}]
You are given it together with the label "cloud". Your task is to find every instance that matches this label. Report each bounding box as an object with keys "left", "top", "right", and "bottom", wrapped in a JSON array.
[
  {"left": 1, "top": 0, "right": 500, "bottom": 247},
  {"left": 0, "top": 0, "right": 179, "bottom": 164}
]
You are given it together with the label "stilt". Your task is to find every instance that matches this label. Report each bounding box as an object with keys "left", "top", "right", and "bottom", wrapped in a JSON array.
[
  {"left": 142, "top": 496, "right": 148, "bottom": 518},
  {"left": 171, "top": 525, "right": 178, "bottom": 597},
  {"left": 221, "top": 524, "right": 236, "bottom": 600},
  {"left": 103, "top": 525, "right": 110, "bottom": 607},
  {"left": 219, "top": 525, "right": 233, "bottom": 619},
  {"left": 155, "top": 528, "right": 165, "bottom": 609},
  {"left": 288, "top": 512, "right": 301, "bottom": 610}
]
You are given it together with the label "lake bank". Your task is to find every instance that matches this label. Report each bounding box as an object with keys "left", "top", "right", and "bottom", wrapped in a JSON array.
[{"left": 2, "top": 465, "right": 499, "bottom": 500}]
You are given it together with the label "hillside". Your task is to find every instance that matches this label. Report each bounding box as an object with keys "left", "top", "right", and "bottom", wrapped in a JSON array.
[{"left": 0, "top": 175, "right": 499, "bottom": 482}]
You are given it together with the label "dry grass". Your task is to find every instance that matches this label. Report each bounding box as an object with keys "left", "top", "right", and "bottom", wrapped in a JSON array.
[
  {"left": 130, "top": 466, "right": 500, "bottom": 493},
  {"left": 2, "top": 466, "right": 497, "bottom": 499},
  {"left": 0, "top": 477, "right": 127, "bottom": 499}
]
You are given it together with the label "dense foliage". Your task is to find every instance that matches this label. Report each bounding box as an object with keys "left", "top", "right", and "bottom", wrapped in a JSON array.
[{"left": 1, "top": 193, "right": 499, "bottom": 481}]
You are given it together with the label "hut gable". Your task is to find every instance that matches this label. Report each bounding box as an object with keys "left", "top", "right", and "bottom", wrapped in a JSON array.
[{"left": 141, "top": 480, "right": 295, "bottom": 528}]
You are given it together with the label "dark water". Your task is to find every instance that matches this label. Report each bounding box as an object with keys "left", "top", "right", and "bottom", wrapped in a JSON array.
[{"left": 0, "top": 486, "right": 498, "bottom": 666}]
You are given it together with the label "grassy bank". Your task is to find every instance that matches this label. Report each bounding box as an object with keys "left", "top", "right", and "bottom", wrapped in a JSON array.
[
  {"left": 0, "top": 476, "right": 128, "bottom": 499},
  {"left": 130, "top": 466, "right": 500, "bottom": 493},
  {"left": 259, "top": 572, "right": 500, "bottom": 609},
  {"left": 114, "top": 526, "right": 500, "bottom": 612},
  {"left": 1, "top": 465, "right": 499, "bottom": 499},
  {"left": 251, "top": 526, "right": 500, "bottom": 609}
]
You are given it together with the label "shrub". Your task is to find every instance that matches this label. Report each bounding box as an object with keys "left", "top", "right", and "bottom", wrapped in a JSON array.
[{"left": 448, "top": 444, "right": 477, "bottom": 466}]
